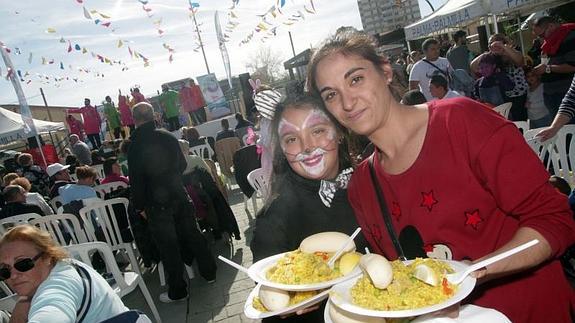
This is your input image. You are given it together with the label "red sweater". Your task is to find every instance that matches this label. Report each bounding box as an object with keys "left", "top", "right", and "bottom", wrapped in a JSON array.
[{"left": 348, "top": 97, "right": 575, "bottom": 323}]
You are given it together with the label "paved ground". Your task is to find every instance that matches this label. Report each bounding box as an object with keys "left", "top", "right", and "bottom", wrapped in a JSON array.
[{"left": 123, "top": 186, "right": 261, "bottom": 323}]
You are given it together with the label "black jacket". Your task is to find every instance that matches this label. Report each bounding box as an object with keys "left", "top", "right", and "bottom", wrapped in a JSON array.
[
  {"left": 128, "top": 121, "right": 188, "bottom": 210},
  {"left": 0, "top": 202, "right": 45, "bottom": 219},
  {"left": 250, "top": 168, "right": 368, "bottom": 262}
]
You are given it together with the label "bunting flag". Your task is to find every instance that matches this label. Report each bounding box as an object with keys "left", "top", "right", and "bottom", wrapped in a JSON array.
[
  {"left": 74, "top": 44, "right": 81, "bottom": 50},
  {"left": 46, "top": 27, "right": 56, "bottom": 33},
  {"left": 101, "top": 22, "right": 111, "bottom": 27},
  {"left": 82, "top": 47, "right": 87, "bottom": 53},
  {"left": 60, "top": 62, "right": 64, "bottom": 69},
  {"left": 137, "top": 0, "right": 148, "bottom": 4},
  {"left": 67, "top": 42, "right": 72, "bottom": 52},
  {"left": 59, "top": 37, "right": 66, "bottom": 43},
  {"left": 28, "top": 52, "right": 33, "bottom": 64},
  {"left": 117, "top": 39, "right": 123, "bottom": 48},
  {"left": 41, "top": 57, "right": 46, "bottom": 65},
  {"left": 169, "top": 54, "right": 173, "bottom": 63},
  {"left": 1, "top": 44, "right": 38, "bottom": 138},
  {"left": 83, "top": 6, "right": 92, "bottom": 19}
]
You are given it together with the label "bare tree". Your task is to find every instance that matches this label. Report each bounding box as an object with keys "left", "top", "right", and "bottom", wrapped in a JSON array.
[{"left": 245, "top": 46, "right": 286, "bottom": 84}]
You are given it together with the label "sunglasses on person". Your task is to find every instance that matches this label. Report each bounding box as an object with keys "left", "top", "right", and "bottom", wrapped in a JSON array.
[{"left": 0, "top": 252, "right": 44, "bottom": 281}]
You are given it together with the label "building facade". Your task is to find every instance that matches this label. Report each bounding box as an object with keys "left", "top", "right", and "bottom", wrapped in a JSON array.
[{"left": 358, "top": 0, "right": 421, "bottom": 36}]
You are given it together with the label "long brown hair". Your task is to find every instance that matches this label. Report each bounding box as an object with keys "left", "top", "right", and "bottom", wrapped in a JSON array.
[{"left": 306, "top": 28, "right": 403, "bottom": 101}]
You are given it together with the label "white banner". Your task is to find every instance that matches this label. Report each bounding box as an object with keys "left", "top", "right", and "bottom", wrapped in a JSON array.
[
  {"left": 0, "top": 42, "right": 37, "bottom": 136},
  {"left": 197, "top": 73, "right": 231, "bottom": 119},
  {"left": 404, "top": 0, "right": 488, "bottom": 41}
]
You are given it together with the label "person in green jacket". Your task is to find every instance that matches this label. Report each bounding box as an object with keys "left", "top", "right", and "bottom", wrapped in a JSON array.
[
  {"left": 103, "top": 95, "right": 124, "bottom": 139},
  {"left": 159, "top": 85, "right": 181, "bottom": 131}
]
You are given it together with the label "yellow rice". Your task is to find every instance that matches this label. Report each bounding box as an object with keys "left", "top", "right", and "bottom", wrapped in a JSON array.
[
  {"left": 266, "top": 250, "right": 341, "bottom": 284},
  {"left": 351, "top": 258, "right": 457, "bottom": 311}
]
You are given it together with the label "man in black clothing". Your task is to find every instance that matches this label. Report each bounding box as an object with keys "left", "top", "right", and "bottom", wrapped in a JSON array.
[
  {"left": 128, "top": 102, "right": 217, "bottom": 303},
  {"left": 0, "top": 185, "right": 45, "bottom": 219},
  {"left": 215, "top": 118, "right": 236, "bottom": 141}
]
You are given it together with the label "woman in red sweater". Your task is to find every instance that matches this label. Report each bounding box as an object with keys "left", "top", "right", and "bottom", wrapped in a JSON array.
[{"left": 306, "top": 29, "right": 575, "bottom": 323}]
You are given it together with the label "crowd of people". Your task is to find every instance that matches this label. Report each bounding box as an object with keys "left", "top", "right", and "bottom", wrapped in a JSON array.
[
  {"left": 0, "top": 15, "right": 574, "bottom": 323},
  {"left": 65, "top": 79, "right": 208, "bottom": 150}
]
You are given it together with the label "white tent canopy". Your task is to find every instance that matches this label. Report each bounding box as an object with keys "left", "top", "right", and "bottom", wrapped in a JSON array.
[
  {"left": 404, "top": 0, "right": 572, "bottom": 41},
  {"left": 490, "top": 0, "right": 572, "bottom": 16},
  {"left": 0, "top": 106, "right": 64, "bottom": 145},
  {"left": 404, "top": 0, "right": 490, "bottom": 41}
]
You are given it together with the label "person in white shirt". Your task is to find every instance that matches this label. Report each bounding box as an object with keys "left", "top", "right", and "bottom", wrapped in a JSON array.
[
  {"left": 409, "top": 38, "right": 454, "bottom": 101},
  {"left": 429, "top": 74, "right": 462, "bottom": 100},
  {"left": 526, "top": 69, "right": 552, "bottom": 129}
]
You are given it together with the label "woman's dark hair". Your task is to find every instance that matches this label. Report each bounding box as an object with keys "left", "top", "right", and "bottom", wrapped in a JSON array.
[
  {"left": 103, "top": 157, "right": 118, "bottom": 176},
  {"left": 306, "top": 29, "right": 403, "bottom": 102},
  {"left": 401, "top": 90, "right": 427, "bottom": 105},
  {"left": 268, "top": 94, "right": 356, "bottom": 201},
  {"left": 119, "top": 139, "right": 131, "bottom": 155}
]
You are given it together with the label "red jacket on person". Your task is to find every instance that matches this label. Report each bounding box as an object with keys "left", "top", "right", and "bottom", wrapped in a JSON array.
[{"left": 67, "top": 105, "right": 101, "bottom": 135}]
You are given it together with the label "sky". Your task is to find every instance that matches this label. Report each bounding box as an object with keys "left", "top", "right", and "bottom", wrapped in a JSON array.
[{"left": 0, "top": 0, "right": 446, "bottom": 107}]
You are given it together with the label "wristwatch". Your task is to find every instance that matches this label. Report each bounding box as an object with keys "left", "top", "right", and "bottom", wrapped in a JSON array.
[{"left": 545, "top": 65, "right": 552, "bottom": 74}]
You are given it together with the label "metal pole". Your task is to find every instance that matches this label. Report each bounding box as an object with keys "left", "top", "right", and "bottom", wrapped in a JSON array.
[
  {"left": 288, "top": 31, "right": 296, "bottom": 57},
  {"left": 39, "top": 88, "right": 53, "bottom": 121},
  {"left": 192, "top": 9, "right": 210, "bottom": 74},
  {"left": 517, "top": 16, "right": 525, "bottom": 55}
]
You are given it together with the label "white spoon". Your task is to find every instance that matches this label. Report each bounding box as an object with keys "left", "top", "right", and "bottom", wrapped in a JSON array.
[
  {"left": 445, "top": 239, "right": 539, "bottom": 285},
  {"left": 218, "top": 255, "right": 249, "bottom": 274},
  {"left": 327, "top": 227, "right": 362, "bottom": 269}
]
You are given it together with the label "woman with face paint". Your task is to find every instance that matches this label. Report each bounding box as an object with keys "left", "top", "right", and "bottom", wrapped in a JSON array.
[
  {"left": 307, "top": 29, "right": 575, "bottom": 323},
  {"left": 250, "top": 93, "right": 368, "bottom": 322}
]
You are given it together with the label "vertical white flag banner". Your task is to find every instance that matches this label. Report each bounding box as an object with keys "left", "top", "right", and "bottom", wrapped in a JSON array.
[
  {"left": 0, "top": 42, "right": 37, "bottom": 136},
  {"left": 215, "top": 11, "right": 233, "bottom": 90}
]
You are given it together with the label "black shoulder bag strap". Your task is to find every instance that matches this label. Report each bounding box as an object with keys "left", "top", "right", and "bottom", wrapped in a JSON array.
[
  {"left": 74, "top": 263, "right": 93, "bottom": 323},
  {"left": 422, "top": 59, "right": 452, "bottom": 82},
  {"left": 368, "top": 156, "right": 407, "bottom": 261}
]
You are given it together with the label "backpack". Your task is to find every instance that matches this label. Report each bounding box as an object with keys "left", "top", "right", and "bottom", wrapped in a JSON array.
[{"left": 423, "top": 59, "right": 474, "bottom": 97}]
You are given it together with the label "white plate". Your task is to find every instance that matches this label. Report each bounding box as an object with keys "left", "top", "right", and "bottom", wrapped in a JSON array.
[
  {"left": 324, "top": 301, "right": 334, "bottom": 323},
  {"left": 244, "top": 283, "right": 330, "bottom": 319},
  {"left": 248, "top": 252, "right": 362, "bottom": 291},
  {"left": 329, "top": 260, "right": 476, "bottom": 318}
]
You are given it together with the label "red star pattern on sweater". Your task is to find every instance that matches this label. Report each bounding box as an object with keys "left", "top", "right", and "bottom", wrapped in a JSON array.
[
  {"left": 391, "top": 201, "right": 401, "bottom": 221},
  {"left": 465, "top": 209, "right": 483, "bottom": 230},
  {"left": 420, "top": 190, "right": 438, "bottom": 212}
]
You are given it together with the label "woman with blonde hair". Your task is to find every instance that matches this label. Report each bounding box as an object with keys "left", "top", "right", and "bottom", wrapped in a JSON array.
[{"left": 0, "top": 225, "right": 127, "bottom": 322}]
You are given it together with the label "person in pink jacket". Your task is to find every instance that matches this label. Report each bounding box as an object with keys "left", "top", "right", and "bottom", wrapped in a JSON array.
[
  {"left": 65, "top": 114, "right": 84, "bottom": 141},
  {"left": 118, "top": 94, "right": 135, "bottom": 133},
  {"left": 67, "top": 98, "right": 102, "bottom": 148},
  {"left": 179, "top": 79, "right": 207, "bottom": 125}
]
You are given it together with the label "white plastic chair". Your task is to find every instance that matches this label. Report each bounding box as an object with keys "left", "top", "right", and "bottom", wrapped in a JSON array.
[
  {"left": 90, "top": 164, "right": 105, "bottom": 179},
  {"left": 189, "top": 143, "right": 214, "bottom": 160},
  {"left": 78, "top": 198, "right": 141, "bottom": 277},
  {"left": 0, "top": 213, "right": 42, "bottom": 234},
  {"left": 0, "top": 294, "right": 17, "bottom": 312},
  {"left": 494, "top": 102, "right": 513, "bottom": 119},
  {"left": 513, "top": 121, "right": 529, "bottom": 135},
  {"left": 247, "top": 168, "right": 270, "bottom": 214},
  {"left": 30, "top": 213, "right": 88, "bottom": 246},
  {"left": 550, "top": 125, "right": 575, "bottom": 186},
  {"left": 49, "top": 195, "right": 64, "bottom": 214},
  {"left": 65, "top": 242, "right": 162, "bottom": 323},
  {"left": 524, "top": 128, "right": 557, "bottom": 170},
  {"left": 93, "top": 182, "right": 128, "bottom": 199},
  {"left": 70, "top": 173, "right": 78, "bottom": 182}
]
